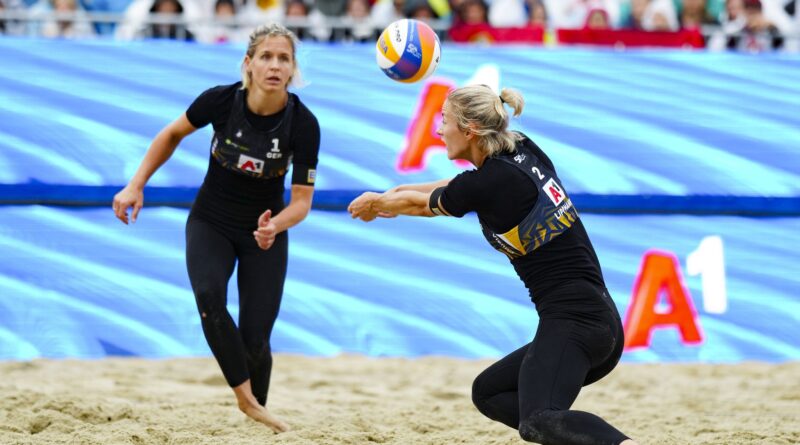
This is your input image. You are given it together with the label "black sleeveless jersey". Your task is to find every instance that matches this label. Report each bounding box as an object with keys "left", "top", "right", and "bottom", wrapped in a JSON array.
[
  {"left": 209, "top": 87, "right": 295, "bottom": 180},
  {"left": 185, "top": 82, "right": 320, "bottom": 230},
  {"left": 436, "top": 133, "right": 607, "bottom": 314},
  {"left": 478, "top": 136, "right": 579, "bottom": 259}
]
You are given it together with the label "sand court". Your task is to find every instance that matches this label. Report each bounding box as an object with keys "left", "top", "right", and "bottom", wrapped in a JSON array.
[{"left": 1, "top": 355, "right": 798, "bottom": 444}]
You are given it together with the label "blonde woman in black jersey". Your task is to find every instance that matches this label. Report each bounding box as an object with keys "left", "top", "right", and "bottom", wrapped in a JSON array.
[
  {"left": 113, "top": 23, "right": 321, "bottom": 433},
  {"left": 349, "top": 85, "right": 638, "bottom": 445}
]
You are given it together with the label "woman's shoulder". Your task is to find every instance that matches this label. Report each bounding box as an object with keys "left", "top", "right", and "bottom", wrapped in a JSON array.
[
  {"left": 199, "top": 82, "right": 242, "bottom": 100},
  {"left": 513, "top": 132, "right": 556, "bottom": 172},
  {"left": 512, "top": 131, "right": 537, "bottom": 147},
  {"left": 186, "top": 82, "right": 241, "bottom": 128},
  {"left": 290, "top": 94, "right": 320, "bottom": 127}
]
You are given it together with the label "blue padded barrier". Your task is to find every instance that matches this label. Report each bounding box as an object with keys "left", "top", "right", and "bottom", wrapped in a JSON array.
[
  {"left": 0, "top": 206, "right": 797, "bottom": 362},
  {"left": 1, "top": 38, "right": 799, "bottom": 214}
]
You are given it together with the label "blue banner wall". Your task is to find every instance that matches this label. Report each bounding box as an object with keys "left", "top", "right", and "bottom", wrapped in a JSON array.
[
  {"left": 0, "top": 206, "right": 797, "bottom": 362},
  {"left": 1, "top": 38, "right": 799, "bottom": 203}
]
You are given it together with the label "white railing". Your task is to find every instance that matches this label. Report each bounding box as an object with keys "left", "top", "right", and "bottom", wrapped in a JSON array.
[
  {"left": 1, "top": 9, "right": 797, "bottom": 51},
  {"left": 0, "top": 10, "right": 452, "bottom": 42}
]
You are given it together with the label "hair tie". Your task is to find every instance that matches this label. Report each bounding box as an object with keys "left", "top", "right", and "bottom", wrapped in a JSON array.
[{"left": 499, "top": 95, "right": 506, "bottom": 104}]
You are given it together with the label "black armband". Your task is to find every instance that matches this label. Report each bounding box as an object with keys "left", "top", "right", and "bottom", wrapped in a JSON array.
[
  {"left": 429, "top": 186, "right": 451, "bottom": 216},
  {"left": 291, "top": 163, "right": 317, "bottom": 186}
]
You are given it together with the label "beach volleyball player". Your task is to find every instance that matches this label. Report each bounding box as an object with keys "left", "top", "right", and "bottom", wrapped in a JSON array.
[
  {"left": 112, "top": 23, "right": 319, "bottom": 433},
  {"left": 348, "top": 84, "right": 638, "bottom": 445}
]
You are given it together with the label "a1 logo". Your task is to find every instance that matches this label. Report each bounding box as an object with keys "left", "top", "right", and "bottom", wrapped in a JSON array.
[
  {"left": 543, "top": 178, "right": 565, "bottom": 206},
  {"left": 238, "top": 154, "right": 264, "bottom": 174}
]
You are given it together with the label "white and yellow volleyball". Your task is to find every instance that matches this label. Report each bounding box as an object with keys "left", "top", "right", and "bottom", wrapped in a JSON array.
[{"left": 376, "top": 19, "right": 441, "bottom": 83}]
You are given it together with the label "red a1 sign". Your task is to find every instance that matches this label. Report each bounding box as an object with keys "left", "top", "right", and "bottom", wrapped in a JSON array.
[{"left": 623, "top": 236, "right": 727, "bottom": 349}]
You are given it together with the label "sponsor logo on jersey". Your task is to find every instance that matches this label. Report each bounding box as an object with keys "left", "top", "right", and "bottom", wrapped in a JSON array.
[
  {"left": 543, "top": 178, "right": 565, "bottom": 206},
  {"left": 307, "top": 169, "right": 316, "bottom": 184},
  {"left": 513, "top": 154, "right": 526, "bottom": 163},
  {"left": 225, "top": 138, "right": 251, "bottom": 152},
  {"left": 238, "top": 154, "right": 264, "bottom": 174},
  {"left": 554, "top": 198, "right": 574, "bottom": 220}
]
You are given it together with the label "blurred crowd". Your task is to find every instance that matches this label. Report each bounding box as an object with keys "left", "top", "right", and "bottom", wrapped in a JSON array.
[{"left": 0, "top": 0, "right": 798, "bottom": 51}]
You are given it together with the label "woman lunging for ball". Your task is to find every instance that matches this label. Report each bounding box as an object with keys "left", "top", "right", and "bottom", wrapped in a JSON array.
[
  {"left": 112, "top": 23, "right": 320, "bottom": 433},
  {"left": 348, "top": 84, "right": 638, "bottom": 445}
]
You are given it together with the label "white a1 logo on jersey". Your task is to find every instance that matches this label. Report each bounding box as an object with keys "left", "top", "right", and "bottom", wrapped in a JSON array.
[
  {"left": 238, "top": 154, "right": 264, "bottom": 174},
  {"left": 543, "top": 178, "right": 565, "bottom": 206}
]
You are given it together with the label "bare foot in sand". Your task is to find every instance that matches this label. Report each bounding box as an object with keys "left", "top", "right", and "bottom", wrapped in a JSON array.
[
  {"left": 239, "top": 401, "right": 290, "bottom": 433},
  {"left": 233, "top": 380, "right": 290, "bottom": 433}
]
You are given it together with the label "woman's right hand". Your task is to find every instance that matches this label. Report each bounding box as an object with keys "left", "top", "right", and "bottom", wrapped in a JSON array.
[
  {"left": 112, "top": 185, "right": 144, "bottom": 225},
  {"left": 348, "top": 192, "right": 381, "bottom": 222}
]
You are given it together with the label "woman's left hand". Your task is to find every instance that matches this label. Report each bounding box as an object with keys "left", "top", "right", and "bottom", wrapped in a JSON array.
[
  {"left": 254, "top": 209, "right": 278, "bottom": 250},
  {"left": 348, "top": 192, "right": 381, "bottom": 222}
]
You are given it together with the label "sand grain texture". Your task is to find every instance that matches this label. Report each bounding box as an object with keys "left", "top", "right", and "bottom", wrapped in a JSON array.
[{"left": 0, "top": 356, "right": 798, "bottom": 444}]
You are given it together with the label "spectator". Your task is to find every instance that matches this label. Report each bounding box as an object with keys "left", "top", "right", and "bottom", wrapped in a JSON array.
[
  {"left": 30, "top": 0, "right": 96, "bottom": 38},
  {"left": 448, "top": 0, "right": 466, "bottom": 23},
  {"left": 343, "top": 0, "right": 373, "bottom": 41},
  {"left": 458, "top": 0, "right": 488, "bottom": 25},
  {"left": 116, "top": 0, "right": 202, "bottom": 40},
  {"left": 405, "top": 0, "right": 437, "bottom": 20},
  {"left": 719, "top": 0, "right": 746, "bottom": 26},
  {"left": 529, "top": 0, "right": 548, "bottom": 27},
  {"left": 315, "top": 0, "right": 347, "bottom": 16},
  {"left": 527, "top": 0, "right": 555, "bottom": 43},
  {"left": 645, "top": 0, "right": 679, "bottom": 29},
  {"left": 545, "top": 0, "right": 619, "bottom": 29},
  {"left": 284, "top": 0, "right": 312, "bottom": 40},
  {"left": 215, "top": 0, "right": 235, "bottom": 22},
  {"left": 305, "top": 0, "right": 353, "bottom": 42},
  {"left": 680, "top": 0, "right": 719, "bottom": 29},
  {"left": 371, "top": 0, "right": 404, "bottom": 28},
  {"left": 202, "top": 0, "right": 247, "bottom": 43},
  {"left": 148, "top": 0, "right": 193, "bottom": 39},
  {"left": 77, "top": 0, "right": 133, "bottom": 35},
  {"left": 584, "top": 6, "right": 610, "bottom": 27},
  {"left": 489, "top": 0, "right": 528, "bottom": 27},
  {"left": 285, "top": 0, "right": 307, "bottom": 17},
  {"left": 708, "top": 0, "right": 744, "bottom": 48},
  {"left": 1, "top": 0, "right": 9, "bottom": 34},
  {"left": 620, "top": 0, "right": 649, "bottom": 29},
  {"left": 730, "top": 0, "right": 783, "bottom": 50},
  {"left": 0, "top": 0, "right": 6, "bottom": 34}
]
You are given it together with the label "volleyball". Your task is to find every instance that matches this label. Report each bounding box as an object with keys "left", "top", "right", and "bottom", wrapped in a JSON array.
[{"left": 376, "top": 19, "right": 441, "bottom": 83}]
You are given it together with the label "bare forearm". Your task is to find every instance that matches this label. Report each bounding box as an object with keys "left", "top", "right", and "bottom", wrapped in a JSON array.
[
  {"left": 391, "top": 178, "right": 451, "bottom": 194},
  {"left": 271, "top": 201, "right": 310, "bottom": 233},
  {"left": 129, "top": 130, "right": 182, "bottom": 190},
  {"left": 373, "top": 190, "right": 432, "bottom": 217}
]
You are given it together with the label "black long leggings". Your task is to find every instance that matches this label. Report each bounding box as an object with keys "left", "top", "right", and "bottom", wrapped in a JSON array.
[
  {"left": 185, "top": 216, "right": 287, "bottom": 406},
  {"left": 472, "top": 288, "right": 629, "bottom": 445}
]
